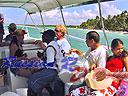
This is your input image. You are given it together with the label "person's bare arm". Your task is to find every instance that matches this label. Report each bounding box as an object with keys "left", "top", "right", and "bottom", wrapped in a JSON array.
[
  {"left": 123, "top": 56, "right": 128, "bottom": 71},
  {"left": 34, "top": 40, "right": 46, "bottom": 50},
  {"left": 9, "top": 44, "right": 18, "bottom": 56}
]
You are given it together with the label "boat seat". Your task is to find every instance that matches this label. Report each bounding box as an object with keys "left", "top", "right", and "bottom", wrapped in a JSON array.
[{"left": 7, "top": 69, "right": 28, "bottom": 92}]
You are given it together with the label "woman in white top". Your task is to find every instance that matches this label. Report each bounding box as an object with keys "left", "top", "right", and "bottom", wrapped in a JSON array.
[{"left": 55, "top": 25, "right": 71, "bottom": 55}]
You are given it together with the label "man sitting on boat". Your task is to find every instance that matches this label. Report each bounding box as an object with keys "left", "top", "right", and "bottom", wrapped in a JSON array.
[
  {"left": 34, "top": 25, "right": 71, "bottom": 96},
  {"left": 68, "top": 38, "right": 128, "bottom": 96},
  {"left": 4, "top": 23, "right": 17, "bottom": 44},
  {"left": 27, "top": 29, "right": 66, "bottom": 96},
  {"left": 67, "top": 31, "right": 108, "bottom": 95},
  {"left": 3, "top": 29, "right": 62, "bottom": 96}
]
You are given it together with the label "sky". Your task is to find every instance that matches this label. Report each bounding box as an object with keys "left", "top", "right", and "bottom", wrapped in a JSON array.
[{"left": 0, "top": 0, "right": 128, "bottom": 25}]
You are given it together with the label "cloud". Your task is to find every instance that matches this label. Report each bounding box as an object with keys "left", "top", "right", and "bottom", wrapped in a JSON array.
[
  {"left": 40, "top": 9, "right": 98, "bottom": 25},
  {"left": 81, "top": 10, "right": 97, "bottom": 19},
  {"left": 1, "top": 1, "right": 122, "bottom": 25},
  {"left": 95, "top": 2, "right": 122, "bottom": 17},
  {"left": 44, "top": 10, "right": 60, "bottom": 18}
]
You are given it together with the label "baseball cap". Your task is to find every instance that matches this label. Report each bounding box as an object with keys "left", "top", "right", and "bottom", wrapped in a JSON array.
[{"left": 8, "top": 23, "right": 16, "bottom": 30}]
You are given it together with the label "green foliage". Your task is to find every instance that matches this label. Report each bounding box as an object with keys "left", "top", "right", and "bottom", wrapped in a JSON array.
[{"left": 80, "top": 11, "right": 128, "bottom": 31}]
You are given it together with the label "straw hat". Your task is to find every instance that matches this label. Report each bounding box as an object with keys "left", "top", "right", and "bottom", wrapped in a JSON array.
[{"left": 85, "top": 68, "right": 116, "bottom": 90}]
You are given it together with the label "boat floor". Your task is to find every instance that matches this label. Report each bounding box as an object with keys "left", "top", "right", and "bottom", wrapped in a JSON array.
[
  {"left": 0, "top": 75, "right": 51, "bottom": 96},
  {"left": 0, "top": 75, "right": 9, "bottom": 95}
]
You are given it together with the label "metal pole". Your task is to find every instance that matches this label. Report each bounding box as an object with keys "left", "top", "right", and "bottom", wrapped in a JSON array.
[
  {"left": 60, "top": 8, "right": 66, "bottom": 28},
  {"left": 28, "top": 13, "right": 40, "bottom": 31},
  {"left": 23, "top": 13, "right": 28, "bottom": 25},
  {"left": 39, "top": 11, "right": 45, "bottom": 31},
  {"left": 97, "top": 0, "right": 109, "bottom": 49},
  {"left": 55, "top": 0, "right": 68, "bottom": 34}
]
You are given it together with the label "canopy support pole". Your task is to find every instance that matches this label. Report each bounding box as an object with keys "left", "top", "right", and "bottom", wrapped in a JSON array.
[
  {"left": 60, "top": 8, "right": 66, "bottom": 28},
  {"left": 39, "top": 11, "right": 45, "bottom": 31},
  {"left": 55, "top": 0, "right": 68, "bottom": 34},
  {"left": 29, "top": 2, "right": 46, "bottom": 31},
  {"left": 28, "top": 13, "right": 40, "bottom": 31},
  {"left": 97, "top": 0, "right": 109, "bottom": 49},
  {"left": 23, "top": 13, "right": 28, "bottom": 25}
]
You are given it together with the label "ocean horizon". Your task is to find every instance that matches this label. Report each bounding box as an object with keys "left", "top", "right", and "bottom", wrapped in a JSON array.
[{"left": 3, "top": 25, "right": 128, "bottom": 52}]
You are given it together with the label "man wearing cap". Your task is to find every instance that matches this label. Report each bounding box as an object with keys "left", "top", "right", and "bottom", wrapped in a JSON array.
[
  {"left": 0, "top": 13, "right": 4, "bottom": 46},
  {"left": 4, "top": 23, "right": 17, "bottom": 43}
]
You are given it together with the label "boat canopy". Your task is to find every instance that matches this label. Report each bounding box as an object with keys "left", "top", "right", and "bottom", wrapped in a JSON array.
[{"left": 0, "top": 0, "right": 114, "bottom": 14}]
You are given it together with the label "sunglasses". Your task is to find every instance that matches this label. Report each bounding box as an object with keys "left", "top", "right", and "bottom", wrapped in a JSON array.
[{"left": 55, "top": 29, "right": 60, "bottom": 32}]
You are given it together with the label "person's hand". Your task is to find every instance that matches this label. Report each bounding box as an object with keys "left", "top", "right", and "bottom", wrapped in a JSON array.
[
  {"left": 93, "top": 68, "right": 106, "bottom": 81},
  {"left": 17, "top": 56, "right": 29, "bottom": 60},
  {"left": 37, "top": 51, "right": 43, "bottom": 59},
  {"left": 34, "top": 40, "right": 42, "bottom": 45},
  {"left": 95, "top": 71, "right": 106, "bottom": 81},
  {"left": 70, "top": 48, "right": 83, "bottom": 56},
  {"left": 30, "top": 57, "right": 41, "bottom": 60},
  {"left": 34, "top": 40, "right": 46, "bottom": 49},
  {"left": 90, "top": 64, "right": 96, "bottom": 71}
]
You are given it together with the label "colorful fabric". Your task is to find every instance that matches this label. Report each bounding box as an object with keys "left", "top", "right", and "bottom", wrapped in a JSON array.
[
  {"left": 68, "top": 86, "right": 91, "bottom": 96},
  {"left": 68, "top": 79, "right": 119, "bottom": 96},
  {"left": 116, "top": 79, "right": 128, "bottom": 96},
  {"left": 106, "top": 57, "right": 124, "bottom": 72}
]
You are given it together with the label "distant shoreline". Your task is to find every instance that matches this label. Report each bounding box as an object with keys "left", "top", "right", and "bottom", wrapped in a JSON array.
[{"left": 17, "top": 24, "right": 128, "bottom": 34}]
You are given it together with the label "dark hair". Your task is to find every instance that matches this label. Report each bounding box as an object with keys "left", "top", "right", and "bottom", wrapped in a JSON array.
[
  {"left": 86, "top": 31, "right": 100, "bottom": 43},
  {"left": 111, "top": 38, "right": 123, "bottom": 49},
  {"left": 42, "top": 29, "right": 55, "bottom": 44},
  {"left": 111, "top": 38, "right": 128, "bottom": 57}
]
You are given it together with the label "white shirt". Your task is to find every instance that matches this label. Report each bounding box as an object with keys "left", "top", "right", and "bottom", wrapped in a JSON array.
[
  {"left": 57, "top": 38, "right": 71, "bottom": 53},
  {"left": 46, "top": 41, "right": 65, "bottom": 69},
  {"left": 84, "top": 45, "right": 108, "bottom": 68}
]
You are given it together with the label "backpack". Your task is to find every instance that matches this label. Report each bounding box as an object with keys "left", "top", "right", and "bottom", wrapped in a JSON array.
[
  {"left": 37, "top": 45, "right": 58, "bottom": 69},
  {"left": 37, "top": 45, "right": 57, "bottom": 63}
]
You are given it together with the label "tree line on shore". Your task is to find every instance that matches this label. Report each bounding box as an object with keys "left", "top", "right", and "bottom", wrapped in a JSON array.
[
  {"left": 79, "top": 11, "right": 128, "bottom": 32},
  {"left": 23, "top": 10, "right": 128, "bottom": 32}
]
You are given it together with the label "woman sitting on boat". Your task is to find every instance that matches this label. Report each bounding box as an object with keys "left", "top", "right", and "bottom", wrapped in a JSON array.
[
  {"left": 9, "top": 29, "right": 27, "bottom": 56},
  {"left": 106, "top": 38, "right": 128, "bottom": 72},
  {"left": 105, "top": 38, "right": 128, "bottom": 96}
]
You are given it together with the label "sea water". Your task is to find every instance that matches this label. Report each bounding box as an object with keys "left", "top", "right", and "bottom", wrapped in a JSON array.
[{"left": 4, "top": 25, "right": 128, "bottom": 52}]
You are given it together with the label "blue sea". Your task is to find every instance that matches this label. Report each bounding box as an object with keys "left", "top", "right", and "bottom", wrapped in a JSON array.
[{"left": 4, "top": 25, "right": 128, "bottom": 52}]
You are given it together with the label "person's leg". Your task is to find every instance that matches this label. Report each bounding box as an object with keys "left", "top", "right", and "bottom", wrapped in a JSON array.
[
  {"left": 45, "top": 84, "right": 54, "bottom": 96},
  {"left": 53, "top": 76, "right": 65, "bottom": 96},
  {"left": 27, "top": 87, "right": 38, "bottom": 96},
  {"left": 0, "top": 34, "right": 3, "bottom": 45},
  {"left": 27, "top": 69, "right": 57, "bottom": 96}
]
